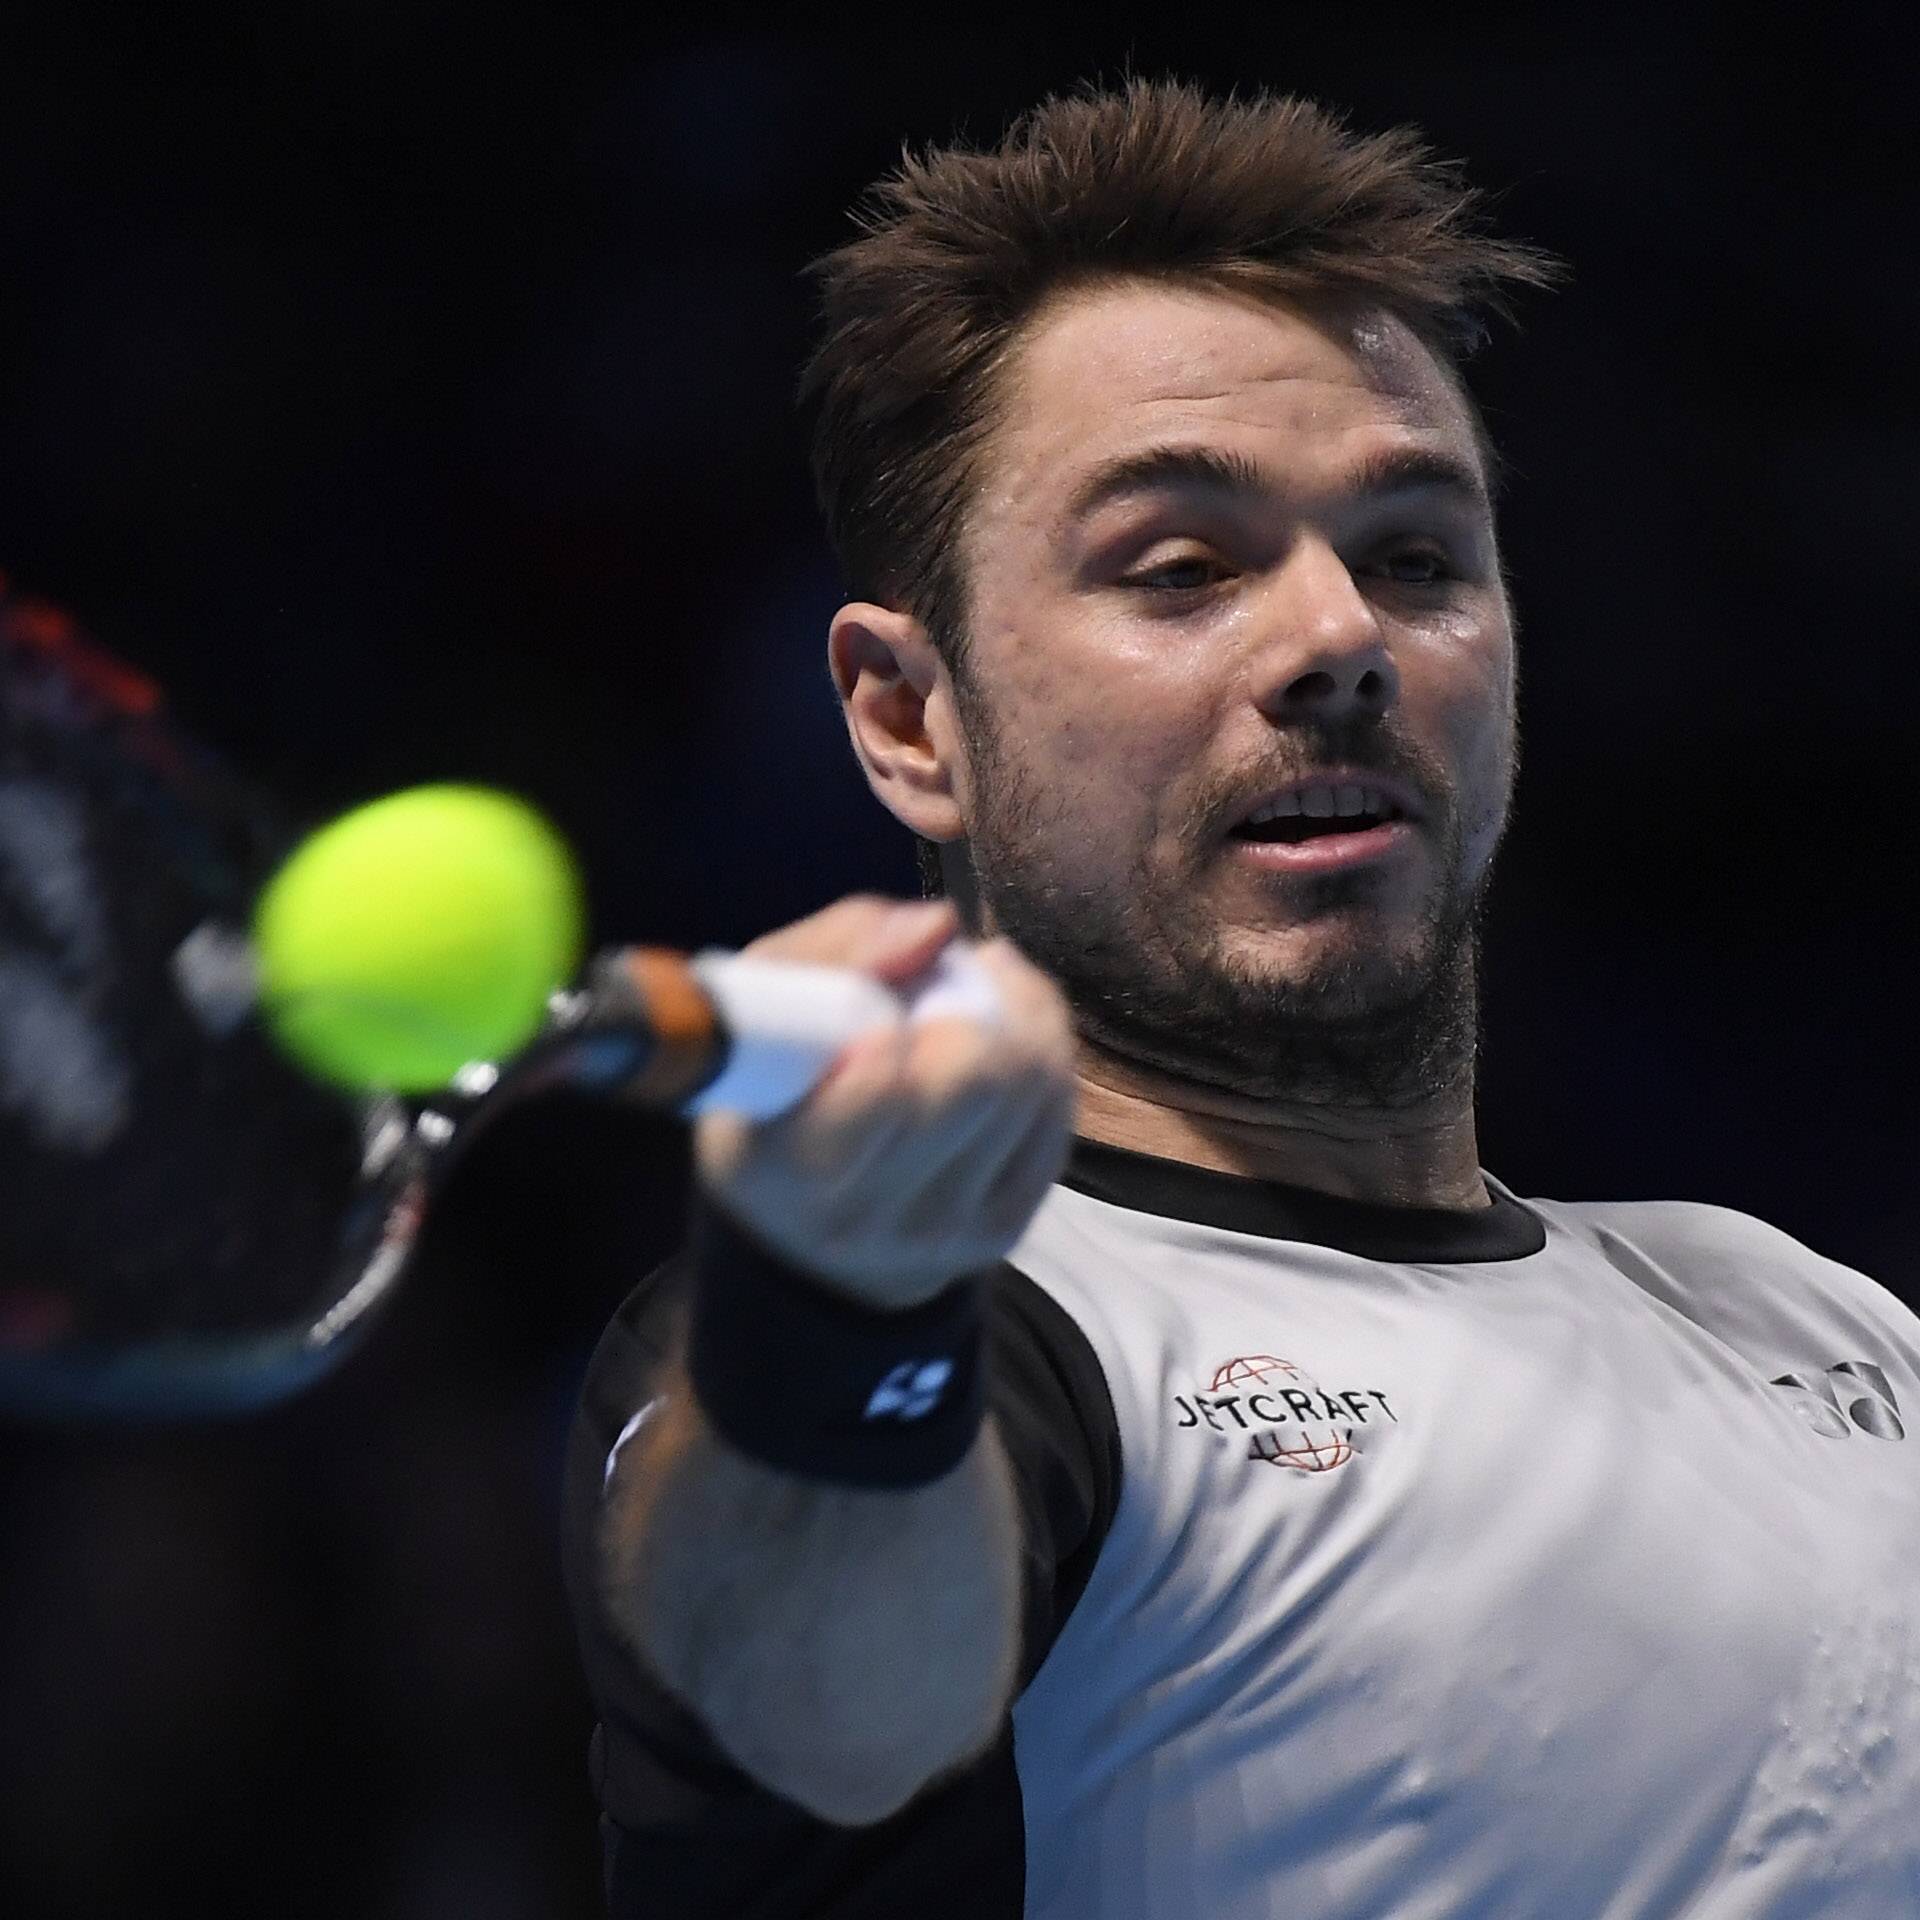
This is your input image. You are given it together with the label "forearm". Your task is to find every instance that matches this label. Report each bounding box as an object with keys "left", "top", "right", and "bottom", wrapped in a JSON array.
[
  {"left": 592, "top": 898, "right": 1069, "bottom": 1824},
  {"left": 602, "top": 1360, "right": 1024, "bottom": 1827}
]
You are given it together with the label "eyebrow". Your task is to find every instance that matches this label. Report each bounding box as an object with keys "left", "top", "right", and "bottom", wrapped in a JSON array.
[{"left": 1062, "top": 440, "right": 1491, "bottom": 525}]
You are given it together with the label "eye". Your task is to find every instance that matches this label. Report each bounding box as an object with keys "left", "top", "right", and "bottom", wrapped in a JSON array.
[
  {"left": 1120, "top": 554, "right": 1232, "bottom": 594},
  {"left": 1373, "top": 544, "right": 1458, "bottom": 588}
]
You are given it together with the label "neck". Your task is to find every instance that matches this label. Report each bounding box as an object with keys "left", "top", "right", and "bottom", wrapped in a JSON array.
[{"left": 1070, "top": 1039, "right": 1489, "bottom": 1211}]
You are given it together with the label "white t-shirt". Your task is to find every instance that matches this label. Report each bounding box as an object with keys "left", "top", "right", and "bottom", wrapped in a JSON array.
[
  {"left": 566, "top": 1136, "right": 1920, "bottom": 1917},
  {"left": 1009, "top": 1144, "right": 1920, "bottom": 1918}
]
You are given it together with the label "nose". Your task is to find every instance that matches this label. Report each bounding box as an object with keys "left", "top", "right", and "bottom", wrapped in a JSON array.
[{"left": 1247, "top": 539, "right": 1399, "bottom": 726}]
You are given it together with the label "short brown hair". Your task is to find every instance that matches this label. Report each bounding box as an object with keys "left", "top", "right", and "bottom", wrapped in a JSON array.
[{"left": 801, "top": 77, "right": 1562, "bottom": 658}]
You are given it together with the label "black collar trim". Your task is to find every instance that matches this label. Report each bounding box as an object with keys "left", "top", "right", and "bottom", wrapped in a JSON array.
[{"left": 1058, "top": 1136, "right": 1547, "bottom": 1264}]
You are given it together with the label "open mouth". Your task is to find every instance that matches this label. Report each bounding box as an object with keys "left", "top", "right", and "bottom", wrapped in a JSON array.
[
  {"left": 1230, "top": 783, "right": 1411, "bottom": 844},
  {"left": 1225, "top": 779, "right": 1420, "bottom": 873},
  {"left": 1234, "top": 805, "right": 1403, "bottom": 844}
]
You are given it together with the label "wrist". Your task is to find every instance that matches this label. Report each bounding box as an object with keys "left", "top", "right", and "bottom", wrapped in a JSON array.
[{"left": 685, "top": 1194, "right": 987, "bottom": 1490}]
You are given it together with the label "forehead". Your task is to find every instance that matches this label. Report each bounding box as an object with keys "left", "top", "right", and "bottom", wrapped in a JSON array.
[{"left": 977, "top": 279, "right": 1482, "bottom": 518}]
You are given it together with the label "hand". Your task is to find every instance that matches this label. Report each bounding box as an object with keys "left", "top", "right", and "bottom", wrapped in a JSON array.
[{"left": 693, "top": 895, "right": 1076, "bottom": 1309}]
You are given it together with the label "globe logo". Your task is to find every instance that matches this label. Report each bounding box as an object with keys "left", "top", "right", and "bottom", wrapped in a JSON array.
[{"left": 1210, "top": 1354, "right": 1356, "bottom": 1473}]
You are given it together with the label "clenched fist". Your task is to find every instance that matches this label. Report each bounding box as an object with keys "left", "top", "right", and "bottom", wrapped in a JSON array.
[{"left": 693, "top": 896, "right": 1077, "bottom": 1309}]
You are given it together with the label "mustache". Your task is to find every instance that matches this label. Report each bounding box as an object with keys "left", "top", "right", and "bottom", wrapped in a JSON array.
[{"left": 1191, "top": 723, "right": 1445, "bottom": 838}]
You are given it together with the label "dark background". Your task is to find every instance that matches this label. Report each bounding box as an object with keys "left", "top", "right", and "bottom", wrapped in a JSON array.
[{"left": 2, "top": 7, "right": 1916, "bottom": 1916}]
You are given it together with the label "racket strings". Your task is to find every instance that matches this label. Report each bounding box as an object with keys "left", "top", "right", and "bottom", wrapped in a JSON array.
[{"left": 2, "top": 584, "right": 377, "bottom": 1350}]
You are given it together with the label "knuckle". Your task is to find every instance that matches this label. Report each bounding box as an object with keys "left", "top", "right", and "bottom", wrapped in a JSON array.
[
  {"left": 794, "top": 1079, "right": 910, "bottom": 1161},
  {"left": 903, "top": 1016, "right": 992, "bottom": 1090},
  {"left": 972, "top": 938, "right": 1035, "bottom": 993},
  {"left": 1007, "top": 1010, "right": 1076, "bottom": 1083},
  {"left": 984, "top": 935, "right": 1055, "bottom": 992},
  {"left": 830, "top": 891, "right": 896, "bottom": 922},
  {"left": 983, "top": 946, "right": 1070, "bottom": 1028}
]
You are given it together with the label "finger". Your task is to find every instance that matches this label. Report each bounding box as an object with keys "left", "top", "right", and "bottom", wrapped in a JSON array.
[
  {"left": 980, "top": 937, "right": 1074, "bottom": 1023},
  {"left": 795, "top": 1014, "right": 1011, "bottom": 1226},
  {"left": 794, "top": 1017, "right": 912, "bottom": 1129},
  {"left": 857, "top": 899, "right": 960, "bottom": 988},
  {"left": 890, "top": 1077, "right": 1072, "bottom": 1273},
  {"left": 743, "top": 895, "right": 956, "bottom": 978},
  {"left": 967, "top": 938, "right": 1076, "bottom": 1057},
  {"left": 897, "top": 1013, "right": 1004, "bottom": 1119},
  {"left": 739, "top": 892, "right": 897, "bottom": 965},
  {"left": 886, "top": 1074, "right": 1047, "bottom": 1245},
  {"left": 885, "top": 1035, "right": 1066, "bottom": 1237},
  {"left": 895, "top": 953, "right": 1073, "bottom": 1119},
  {"left": 753, "top": 1019, "right": 915, "bottom": 1178}
]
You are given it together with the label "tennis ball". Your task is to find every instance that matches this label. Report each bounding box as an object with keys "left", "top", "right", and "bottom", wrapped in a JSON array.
[{"left": 251, "top": 784, "right": 585, "bottom": 1094}]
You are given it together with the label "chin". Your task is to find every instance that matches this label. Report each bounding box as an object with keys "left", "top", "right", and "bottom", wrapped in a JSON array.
[
  {"left": 1221, "top": 904, "right": 1422, "bottom": 967},
  {"left": 1214, "top": 917, "right": 1439, "bottom": 1014}
]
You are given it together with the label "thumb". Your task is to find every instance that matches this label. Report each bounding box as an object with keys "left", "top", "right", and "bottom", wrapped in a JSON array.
[{"left": 853, "top": 898, "right": 959, "bottom": 985}]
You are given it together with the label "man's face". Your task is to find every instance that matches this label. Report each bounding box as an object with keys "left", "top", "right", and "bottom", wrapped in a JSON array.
[{"left": 945, "top": 279, "right": 1517, "bottom": 1107}]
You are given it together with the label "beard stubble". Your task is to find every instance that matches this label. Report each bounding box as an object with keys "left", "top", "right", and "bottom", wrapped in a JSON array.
[{"left": 955, "top": 686, "right": 1498, "bottom": 1113}]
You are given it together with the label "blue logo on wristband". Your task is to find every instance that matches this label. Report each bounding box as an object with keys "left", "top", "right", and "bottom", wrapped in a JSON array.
[{"left": 863, "top": 1358, "right": 953, "bottom": 1422}]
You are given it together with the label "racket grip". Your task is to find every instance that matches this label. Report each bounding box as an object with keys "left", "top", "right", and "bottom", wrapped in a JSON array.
[{"left": 682, "top": 943, "right": 1003, "bottom": 1121}]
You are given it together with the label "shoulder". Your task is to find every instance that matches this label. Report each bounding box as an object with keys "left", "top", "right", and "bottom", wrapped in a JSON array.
[
  {"left": 1547, "top": 1190, "right": 1919, "bottom": 1338},
  {"left": 1564, "top": 1191, "right": 1855, "bottom": 1275}
]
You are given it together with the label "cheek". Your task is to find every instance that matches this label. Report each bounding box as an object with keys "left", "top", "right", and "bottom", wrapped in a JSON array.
[
  {"left": 979, "top": 617, "right": 1203, "bottom": 804},
  {"left": 1441, "top": 646, "right": 1516, "bottom": 865}
]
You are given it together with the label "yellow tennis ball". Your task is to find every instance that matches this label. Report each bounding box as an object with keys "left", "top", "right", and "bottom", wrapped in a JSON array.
[{"left": 251, "top": 784, "right": 585, "bottom": 1093}]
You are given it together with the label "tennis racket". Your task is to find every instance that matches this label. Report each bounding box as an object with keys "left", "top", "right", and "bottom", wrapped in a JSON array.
[{"left": 0, "top": 576, "right": 997, "bottom": 1420}]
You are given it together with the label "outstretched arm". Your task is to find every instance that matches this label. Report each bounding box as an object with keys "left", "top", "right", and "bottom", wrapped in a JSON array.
[{"left": 597, "top": 896, "right": 1076, "bottom": 1826}]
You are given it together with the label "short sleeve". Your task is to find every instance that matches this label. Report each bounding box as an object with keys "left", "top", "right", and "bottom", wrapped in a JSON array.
[{"left": 558, "top": 1248, "right": 1121, "bottom": 1919}]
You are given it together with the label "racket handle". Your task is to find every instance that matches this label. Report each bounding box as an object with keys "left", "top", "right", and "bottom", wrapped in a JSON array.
[
  {"left": 685, "top": 943, "right": 1003, "bottom": 1120},
  {"left": 563, "top": 943, "right": 1004, "bottom": 1122}
]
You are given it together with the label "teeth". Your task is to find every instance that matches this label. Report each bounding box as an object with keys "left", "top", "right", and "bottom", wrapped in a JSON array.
[
  {"left": 1244, "top": 783, "right": 1396, "bottom": 826},
  {"left": 1246, "top": 792, "right": 1303, "bottom": 823}
]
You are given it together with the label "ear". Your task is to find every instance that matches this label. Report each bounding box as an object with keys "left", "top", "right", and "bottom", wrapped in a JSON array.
[{"left": 827, "top": 602, "right": 969, "bottom": 843}]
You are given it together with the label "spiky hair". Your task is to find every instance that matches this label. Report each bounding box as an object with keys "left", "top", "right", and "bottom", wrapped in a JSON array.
[{"left": 801, "top": 77, "right": 1564, "bottom": 657}]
